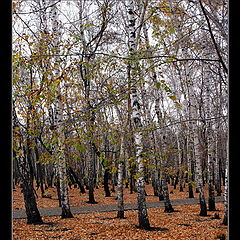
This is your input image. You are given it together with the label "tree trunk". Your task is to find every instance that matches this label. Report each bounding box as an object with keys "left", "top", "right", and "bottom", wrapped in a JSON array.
[
  {"left": 205, "top": 71, "right": 216, "bottom": 211},
  {"left": 161, "top": 135, "right": 174, "bottom": 213},
  {"left": 87, "top": 144, "right": 97, "bottom": 203},
  {"left": 127, "top": 0, "right": 150, "bottom": 229},
  {"left": 51, "top": 2, "right": 73, "bottom": 218},
  {"left": 117, "top": 136, "right": 125, "bottom": 218},
  {"left": 104, "top": 169, "right": 111, "bottom": 197},
  {"left": 183, "top": 43, "right": 207, "bottom": 216},
  {"left": 215, "top": 132, "right": 222, "bottom": 196},
  {"left": 20, "top": 150, "right": 42, "bottom": 224},
  {"left": 13, "top": 105, "right": 43, "bottom": 225},
  {"left": 187, "top": 137, "right": 195, "bottom": 198},
  {"left": 193, "top": 126, "right": 207, "bottom": 216},
  {"left": 102, "top": 134, "right": 111, "bottom": 197},
  {"left": 35, "top": 145, "right": 45, "bottom": 197},
  {"left": 67, "top": 166, "right": 86, "bottom": 194},
  {"left": 155, "top": 97, "right": 174, "bottom": 211},
  {"left": 21, "top": 180, "right": 43, "bottom": 224},
  {"left": 222, "top": 141, "right": 228, "bottom": 225}
]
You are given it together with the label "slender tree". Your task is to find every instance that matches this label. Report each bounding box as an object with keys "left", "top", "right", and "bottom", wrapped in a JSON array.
[
  {"left": 50, "top": 0, "right": 73, "bottom": 218},
  {"left": 127, "top": 0, "right": 150, "bottom": 229},
  {"left": 13, "top": 106, "right": 43, "bottom": 224}
]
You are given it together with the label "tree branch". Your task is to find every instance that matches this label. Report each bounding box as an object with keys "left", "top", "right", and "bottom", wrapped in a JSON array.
[{"left": 198, "top": 0, "right": 228, "bottom": 74}]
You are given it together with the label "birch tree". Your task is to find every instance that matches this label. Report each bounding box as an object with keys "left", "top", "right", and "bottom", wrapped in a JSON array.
[
  {"left": 127, "top": 0, "right": 150, "bottom": 229},
  {"left": 50, "top": 1, "right": 73, "bottom": 218}
]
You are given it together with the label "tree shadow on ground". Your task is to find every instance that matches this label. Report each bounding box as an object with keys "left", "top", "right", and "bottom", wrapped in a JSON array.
[{"left": 136, "top": 226, "right": 169, "bottom": 231}]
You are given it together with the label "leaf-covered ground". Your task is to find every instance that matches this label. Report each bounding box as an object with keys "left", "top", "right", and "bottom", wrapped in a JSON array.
[{"left": 13, "top": 184, "right": 228, "bottom": 239}]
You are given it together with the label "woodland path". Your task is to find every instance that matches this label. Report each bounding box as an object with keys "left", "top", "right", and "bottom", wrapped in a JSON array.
[{"left": 13, "top": 196, "right": 224, "bottom": 219}]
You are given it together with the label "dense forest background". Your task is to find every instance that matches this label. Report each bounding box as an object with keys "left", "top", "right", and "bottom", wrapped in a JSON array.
[{"left": 12, "top": 0, "right": 228, "bottom": 231}]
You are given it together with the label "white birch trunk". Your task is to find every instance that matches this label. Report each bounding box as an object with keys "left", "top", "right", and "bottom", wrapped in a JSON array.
[
  {"left": 114, "top": 105, "right": 126, "bottom": 218},
  {"left": 77, "top": 1, "right": 97, "bottom": 204},
  {"left": 50, "top": 1, "right": 73, "bottom": 218},
  {"left": 155, "top": 98, "right": 174, "bottom": 212},
  {"left": 186, "top": 132, "right": 195, "bottom": 198},
  {"left": 127, "top": 0, "right": 150, "bottom": 229},
  {"left": 214, "top": 130, "right": 222, "bottom": 196},
  {"left": 205, "top": 70, "right": 216, "bottom": 211},
  {"left": 182, "top": 43, "right": 207, "bottom": 215},
  {"left": 117, "top": 135, "right": 125, "bottom": 218},
  {"left": 222, "top": 139, "right": 228, "bottom": 225},
  {"left": 189, "top": 91, "right": 207, "bottom": 216}
]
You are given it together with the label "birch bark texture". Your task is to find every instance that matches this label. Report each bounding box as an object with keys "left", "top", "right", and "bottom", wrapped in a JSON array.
[
  {"left": 204, "top": 69, "right": 216, "bottom": 211},
  {"left": 127, "top": 0, "right": 150, "bottom": 229},
  {"left": 50, "top": 1, "right": 73, "bottom": 218},
  {"left": 222, "top": 138, "right": 228, "bottom": 225},
  {"left": 77, "top": 1, "right": 97, "bottom": 204},
  {"left": 181, "top": 45, "right": 207, "bottom": 216},
  {"left": 187, "top": 75, "right": 207, "bottom": 216}
]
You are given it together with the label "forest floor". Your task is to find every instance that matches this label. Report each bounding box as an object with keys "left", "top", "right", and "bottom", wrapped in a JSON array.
[{"left": 13, "top": 183, "right": 228, "bottom": 240}]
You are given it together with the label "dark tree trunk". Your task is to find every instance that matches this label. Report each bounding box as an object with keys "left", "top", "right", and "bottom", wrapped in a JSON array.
[
  {"left": 111, "top": 172, "right": 116, "bottom": 193},
  {"left": 61, "top": 207, "right": 74, "bottom": 219},
  {"left": 215, "top": 166, "right": 222, "bottom": 196},
  {"left": 46, "top": 169, "right": 54, "bottom": 189},
  {"left": 104, "top": 169, "right": 111, "bottom": 197},
  {"left": 208, "top": 179, "right": 216, "bottom": 211},
  {"left": 68, "top": 167, "right": 85, "bottom": 194},
  {"left": 188, "top": 182, "right": 194, "bottom": 198},
  {"left": 179, "top": 181, "right": 184, "bottom": 192},
  {"left": 158, "top": 182, "right": 164, "bottom": 201},
  {"left": 174, "top": 172, "right": 179, "bottom": 190},
  {"left": 158, "top": 176, "right": 164, "bottom": 201},
  {"left": 22, "top": 181, "right": 43, "bottom": 224},
  {"left": 20, "top": 143, "right": 43, "bottom": 224},
  {"left": 88, "top": 185, "right": 97, "bottom": 203},
  {"left": 55, "top": 178, "right": 62, "bottom": 207},
  {"left": 130, "top": 171, "right": 134, "bottom": 194},
  {"left": 87, "top": 144, "right": 97, "bottom": 204},
  {"left": 35, "top": 145, "right": 45, "bottom": 197},
  {"left": 179, "top": 171, "right": 184, "bottom": 192},
  {"left": 199, "top": 196, "right": 208, "bottom": 216},
  {"left": 170, "top": 176, "right": 175, "bottom": 186},
  {"left": 162, "top": 177, "right": 174, "bottom": 213},
  {"left": 38, "top": 164, "right": 45, "bottom": 198},
  {"left": 222, "top": 213, "right": 227, "bottom": 225},
  {"left": 152, "top": 173, "right": 159, "bottom": 196}
]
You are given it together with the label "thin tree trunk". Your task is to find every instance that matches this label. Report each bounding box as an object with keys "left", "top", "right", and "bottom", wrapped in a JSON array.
[
  {"left": 13, "top": 103, "right": 43, "bottom": 225},
  {"left": 50, "top": 2, "right": 73, "bottom": 218},
  {"left": 103, "top": 136, "right": 111, "bottom": 197},
  {"left": 117, "top": 135, "right": 125, "bottom": 218},
  {"left": 35, "top": 145, "right": 46, "bottom": 197},
  {"left": 14, "top": 127, "right": 43, "bottom": 224},
  {"left": 215, "top": 131, "right": 222, "bottom": 196},
  {"left": 104, "top": 169, "right": 111, "bottom": 197},
  {"left": 87, "top": 144, "right": 97, "bottom": 203},
  {"left": 68, "top": 166, "right": 86, "bottom": 194},
  {"left": 183, "top": 44, "right": 207, "bottom": 216},
  {"left": 161, "top": 135, "right": 174, "bottom": 213},
  {"left": 205, "top": 70, "right": 216, "bottom": 211},
  {"left": 155, "top": 97, "right": 174, "bottom": 211},
  {"left": 127, "top": 0, "right": 150, "bottom": 229},
  {"left": 222, "top": 141, "right": 228, "bottom": 225}
]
